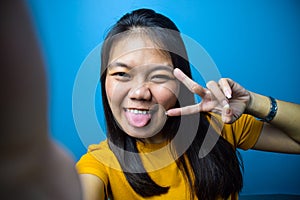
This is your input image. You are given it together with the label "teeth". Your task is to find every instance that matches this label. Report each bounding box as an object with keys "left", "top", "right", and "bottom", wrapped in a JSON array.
[{"left": 127, "top": 109, "right": 150, "bottom": 115}]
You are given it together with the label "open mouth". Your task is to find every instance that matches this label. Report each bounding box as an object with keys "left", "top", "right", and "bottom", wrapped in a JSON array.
[
  {"left": 126, "top": 108, "right": 151, "bottom": 115},
  {"left": 124, "top": 105, "right": 159, "bottom": 128}
]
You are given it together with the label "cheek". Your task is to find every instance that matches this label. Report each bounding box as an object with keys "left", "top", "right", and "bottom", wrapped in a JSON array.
[
  {"left": 105, "top": 78, "right": 122, "bottom": 105},
  {"left": 105, "top": 78, "right": 129, "bottom": 106},
  {"left": 153, "top": 83, "right": 179, "bottom": 109},
  {"left": 105, "top": 78, "right": 114, "bottom": 102}
]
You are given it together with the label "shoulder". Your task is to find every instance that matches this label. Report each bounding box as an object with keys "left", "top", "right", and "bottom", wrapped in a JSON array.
[
  {"left": 87, "top": 139, "right": 110, "bottom": 152},
  {"left": 79, "top": 139, "right": 121, "bottom": 170},
  {"left": 205, "top": 112, "right": 263, "bottom": 149},
  {"left": 76, "top": 139, "right": 124, "bottom": 186}
]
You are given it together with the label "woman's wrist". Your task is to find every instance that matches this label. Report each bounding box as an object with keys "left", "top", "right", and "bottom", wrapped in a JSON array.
[
  {"left": 262, "top": 96, "right": 278, "bottom": 122},
  {"left": 245, "top": 92, "right": 271, "bottom": 120}
]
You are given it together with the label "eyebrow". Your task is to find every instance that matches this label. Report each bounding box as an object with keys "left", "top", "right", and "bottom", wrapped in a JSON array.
[
  {"left": 107, "top": 62, "right": 131, "bottom": 69},
  {"left": 151, "top": 65, "right": 174, "bottom": 72},
  {"left": 107, "top": 62, "right": 174, "bottom": 72}
]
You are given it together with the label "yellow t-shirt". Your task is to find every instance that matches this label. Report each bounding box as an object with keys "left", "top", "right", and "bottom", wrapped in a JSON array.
[{"left": 76, "top": 114, "right": 263, "bottom": 200}]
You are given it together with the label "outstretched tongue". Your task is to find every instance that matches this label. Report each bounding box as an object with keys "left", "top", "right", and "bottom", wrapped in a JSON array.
[{"left": 125, "top": 110, "right": 151, "bottom": 127}]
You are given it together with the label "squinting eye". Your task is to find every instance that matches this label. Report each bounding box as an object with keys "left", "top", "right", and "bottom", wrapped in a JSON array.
[
  {"left": 151, "top": 75, "right": 174, "bottom": 83},
  {"left": 111, "top": 72, "right": 131, "bottom": 80}
]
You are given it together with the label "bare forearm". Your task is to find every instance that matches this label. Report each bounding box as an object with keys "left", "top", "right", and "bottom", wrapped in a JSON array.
[
  {"left": 246, "top": 92, "right": 300, "bottom": 143},
  {"left": 1, "top": 142, "right": 82, "bottom": 199},
  {"left": 0, "top": 0, "right": 48, "bottom": 145},
  {"left": 0, "top": 1, "right": 82, "bottom": 199}
]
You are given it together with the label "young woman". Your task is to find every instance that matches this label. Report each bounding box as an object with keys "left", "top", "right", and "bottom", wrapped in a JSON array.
[{"left": 76, "top": 8, "right": 300, "bottom": 200}]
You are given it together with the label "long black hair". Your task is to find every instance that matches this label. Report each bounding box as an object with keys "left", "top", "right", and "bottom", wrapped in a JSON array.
[{"left": 100, "top": 8, "right": 243, "bottom": 200}]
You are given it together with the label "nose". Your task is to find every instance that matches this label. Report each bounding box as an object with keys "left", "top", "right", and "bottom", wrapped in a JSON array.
[{"left": 128, "top": 83, "right": 152, "bottom": 101}]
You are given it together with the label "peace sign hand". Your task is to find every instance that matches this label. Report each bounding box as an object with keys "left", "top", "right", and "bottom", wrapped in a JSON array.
[{"left": 166, "top": 68, "right": 251, "bottom": 123}]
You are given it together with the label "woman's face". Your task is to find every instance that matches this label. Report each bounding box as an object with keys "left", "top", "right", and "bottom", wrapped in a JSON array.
[{"left": 105, "top": 36, "right": 179, "bottom": 143}]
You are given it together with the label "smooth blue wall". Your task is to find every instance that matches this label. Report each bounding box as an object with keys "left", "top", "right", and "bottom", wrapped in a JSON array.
[{"left": 26, "top": 0, "right": 300, "bottom": 196}]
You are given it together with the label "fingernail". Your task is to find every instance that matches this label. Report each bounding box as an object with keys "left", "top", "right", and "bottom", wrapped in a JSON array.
[
  {"left": 225, "top": 89, "right": 232, "bottom": 99},
  {"left": 223, "top": 103, "right": 231, "bottom": 115},
  {"left": 223, "top": 100, "right": 229, "bottom": 107},
  {"left": 223, "top": 104, "right": 230, "bottom": 108},
  {"left": 173, "top": 68, "right": 184, "bottom": 79}
]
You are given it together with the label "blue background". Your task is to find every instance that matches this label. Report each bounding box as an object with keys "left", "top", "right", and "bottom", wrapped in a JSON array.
[{"left": 26, "top": 0, "right": 300, "bottom": 195}]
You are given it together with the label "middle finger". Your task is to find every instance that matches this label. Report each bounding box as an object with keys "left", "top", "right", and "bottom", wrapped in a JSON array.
[{"left": 206, "top": 80, "right": 229, "bottom": 107}]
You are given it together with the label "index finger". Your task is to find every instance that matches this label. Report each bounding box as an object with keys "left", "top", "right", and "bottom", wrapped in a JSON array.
[
  {"left": 173, "top": 68, "right": 208, "bottom": 97},
  {"left": 166, "top": 104, "right": 201, "bottom": 116}
]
